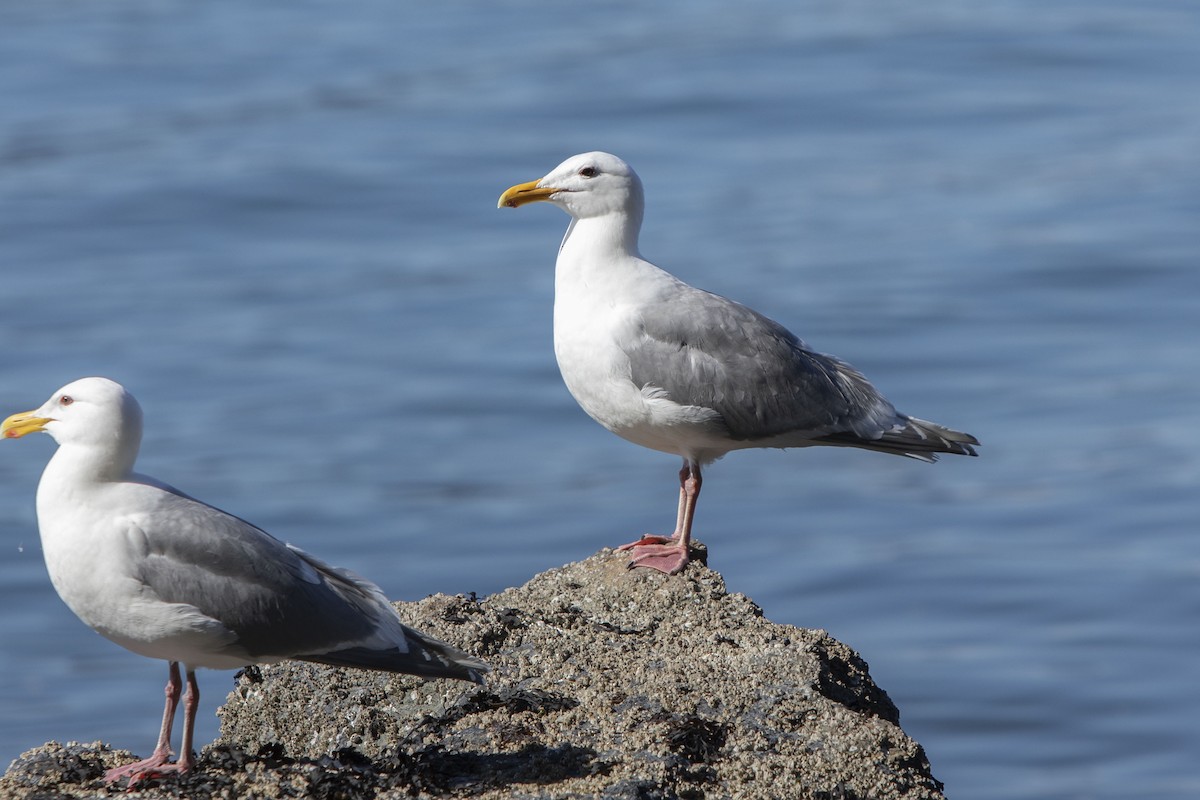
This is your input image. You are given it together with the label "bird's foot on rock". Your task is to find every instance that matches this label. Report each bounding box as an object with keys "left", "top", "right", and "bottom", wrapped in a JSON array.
[
  {"left": 625, "top": 542, "right": 690, "bottom": 575},
  {"left": 616, "top": 533, "right": 677, "bottom": 551},
  {"left": 105, "top": 752, "right": 191, "bottom": 787}
]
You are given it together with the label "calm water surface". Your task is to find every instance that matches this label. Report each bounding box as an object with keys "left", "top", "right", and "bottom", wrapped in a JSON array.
[{"left": 1, "top": 3, "right": 1198, "bottom": 798}]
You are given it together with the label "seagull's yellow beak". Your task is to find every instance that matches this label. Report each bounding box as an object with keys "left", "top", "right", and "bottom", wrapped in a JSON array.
[
  {"left": 498, "top": 179, "right": 559, "bottom": 209},
  {"left": 1, "top": 410, "right": 50, "bottom": 439}
]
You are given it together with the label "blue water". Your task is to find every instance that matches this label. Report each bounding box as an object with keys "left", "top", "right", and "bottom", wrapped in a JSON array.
[{"left": 2, "top": 2, "right": 1198, "bottom": 798}]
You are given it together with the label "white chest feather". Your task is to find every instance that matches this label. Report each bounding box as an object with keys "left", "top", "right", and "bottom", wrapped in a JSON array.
[{"left": 553, "top": 272, "right": 646, "bottom": 432}]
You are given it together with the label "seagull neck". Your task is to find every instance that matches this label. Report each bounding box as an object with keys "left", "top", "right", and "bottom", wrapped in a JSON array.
[
  {"left": 559, "top": 213, "right": 642, "bottom": 264},
  {"left": 43, "top": 442, "right": 137, "bottom": 488}
]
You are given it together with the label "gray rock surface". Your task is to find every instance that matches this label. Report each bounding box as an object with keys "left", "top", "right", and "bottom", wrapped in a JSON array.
[{"left": 1, "top": 548, "right": 946, "bottom": 799}]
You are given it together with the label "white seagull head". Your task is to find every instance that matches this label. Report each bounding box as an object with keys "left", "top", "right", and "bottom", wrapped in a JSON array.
[
  {"left": 3, "top": 376, "right": 144, "bottom": 470},
  {"left": 498, "top": 151, "right": 644, "bottom": 221}
]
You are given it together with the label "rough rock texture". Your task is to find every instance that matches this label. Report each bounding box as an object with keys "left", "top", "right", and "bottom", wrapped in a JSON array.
[{"left": 1, "top": 549, "right": 945, "bottom": 799}]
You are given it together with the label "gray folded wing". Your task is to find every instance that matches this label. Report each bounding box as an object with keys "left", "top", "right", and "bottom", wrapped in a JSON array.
[
  {"left": 628, "top": 287, "right": 899, "bottom": 440},
  {"left": 626, "top": 286, "right": 977, "bottom": 459},
  {"left": 129, "top": 485, "right": 487, "bottom": 682}
]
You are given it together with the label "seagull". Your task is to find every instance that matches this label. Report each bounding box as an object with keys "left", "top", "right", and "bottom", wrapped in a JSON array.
[
  {"left": 2, "top": 377, "right": 488, "bottom": 785},
  {"left": 498, "top": 152, "right": 978, "bottom": 575}
]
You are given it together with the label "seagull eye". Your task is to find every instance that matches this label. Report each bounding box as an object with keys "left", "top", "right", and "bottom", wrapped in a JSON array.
[
  {"left": 59, "top": 395, "right": 74, "bottom": 406},
  {"left": 579, "top": 166, "right": 598, "bottom": 178}
]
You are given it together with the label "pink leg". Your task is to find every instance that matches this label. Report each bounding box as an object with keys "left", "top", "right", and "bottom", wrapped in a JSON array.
[
  {"left": 623, "top": 460, "right": 701, "bottom": 575},
  {"left": 617, "top": 461, "right": 691, "bottom": 550},
  {"left": 104, "top": 662, "right": 181, "bottom": 783},
  {"left": 106, "top": 664, "right": 201, "bottom": 786}
]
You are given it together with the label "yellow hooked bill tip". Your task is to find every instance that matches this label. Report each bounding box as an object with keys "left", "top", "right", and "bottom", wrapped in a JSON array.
[
  {"left": 497, "top": 179, "right": 558, "bottom": 209},
  {"left": 1, "top": 411, "right": 50, "bottom": 440}
]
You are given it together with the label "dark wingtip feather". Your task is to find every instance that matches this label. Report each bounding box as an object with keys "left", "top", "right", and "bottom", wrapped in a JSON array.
[
  {"left": 816, "top": 416, "right": 979, "bottom": 460},
  {"left": 300, "top": 629, "right": 490, "bottom": 684}
]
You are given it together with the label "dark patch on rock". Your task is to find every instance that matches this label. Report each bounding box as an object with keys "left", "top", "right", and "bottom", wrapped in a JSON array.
[
  {"left": 813, "top": 642, "right": 901, "bottom": 724},
  {"left": 657, "top": 712, "right": 728, "bottom": 764}
]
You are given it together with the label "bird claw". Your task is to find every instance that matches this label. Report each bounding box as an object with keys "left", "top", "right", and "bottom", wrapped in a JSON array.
[
  {"left": 624, "top": 542, "right": 690, "bottom": 575},
  {"left": 104, "top": 752, "right": 192, "bottom": 787}
]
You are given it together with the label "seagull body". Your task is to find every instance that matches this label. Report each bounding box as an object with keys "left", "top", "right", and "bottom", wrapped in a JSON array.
[
  {"left": 2, "top": 377, "right": 487, "bottom": 784},
  {"left": 499, "top": 152, "right": 978, "bottom": 574}
]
